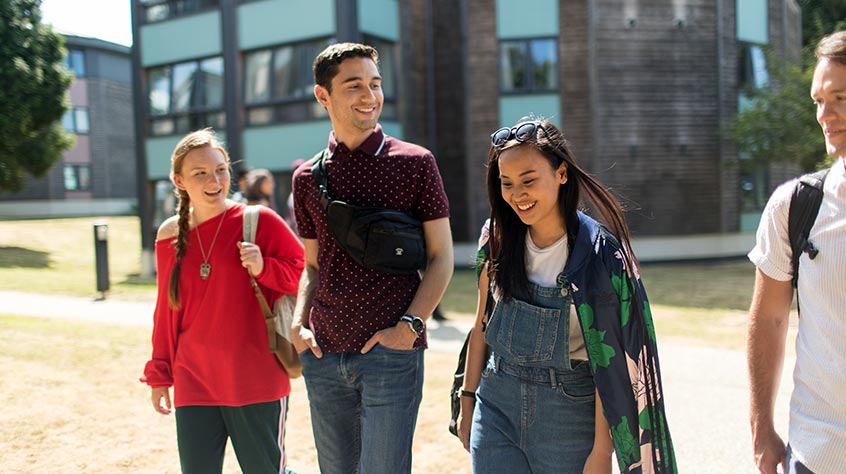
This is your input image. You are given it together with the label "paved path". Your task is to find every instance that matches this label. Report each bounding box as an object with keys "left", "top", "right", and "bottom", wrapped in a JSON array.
[{"left": 1, "top": 290, "right": 793, "bottom": 473}]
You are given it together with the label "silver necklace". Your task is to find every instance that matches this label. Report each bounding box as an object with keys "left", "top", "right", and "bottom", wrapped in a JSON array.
[{"left": 194, "top": 207, "right": 227, "bottom": 280}]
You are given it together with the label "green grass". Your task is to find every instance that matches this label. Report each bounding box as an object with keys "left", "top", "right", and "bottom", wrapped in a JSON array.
[
  {"left": 0, "top": 216, "right": 156, "bottom": 299},
  {"left": 0, "top": 216, "right": 759, "bottom": 316}
]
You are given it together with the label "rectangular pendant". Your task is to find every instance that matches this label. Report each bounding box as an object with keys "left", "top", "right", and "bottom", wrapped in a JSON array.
[{"left": 200, "top": 263, "right": 211, "bottom": 279}]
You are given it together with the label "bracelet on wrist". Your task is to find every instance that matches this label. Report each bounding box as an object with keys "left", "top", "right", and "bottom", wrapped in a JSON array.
[{"left": 460, "top": 389, "right": 476, "bottom": 398}]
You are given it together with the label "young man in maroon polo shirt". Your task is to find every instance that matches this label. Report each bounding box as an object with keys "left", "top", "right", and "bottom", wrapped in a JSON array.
[{"left": 290, "top": 43, "right": 454, "bottom": 474}]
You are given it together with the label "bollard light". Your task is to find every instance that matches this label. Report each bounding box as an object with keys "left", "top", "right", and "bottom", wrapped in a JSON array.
[{"left": 93, "top": 221, "right": 110, "bottom": 298}]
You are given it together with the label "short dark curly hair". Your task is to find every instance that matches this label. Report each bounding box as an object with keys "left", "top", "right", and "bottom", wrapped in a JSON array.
[{"left": 313, "top": 42, "right": 379, "bottom": 92}]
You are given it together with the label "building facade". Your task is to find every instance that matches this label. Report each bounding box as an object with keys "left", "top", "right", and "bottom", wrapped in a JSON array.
[
  {"left": 131, "top": 0, "right": 801, "bottom": 271},
  {"left": 0, "top": 35, "right": 136, "bottom": 218}
]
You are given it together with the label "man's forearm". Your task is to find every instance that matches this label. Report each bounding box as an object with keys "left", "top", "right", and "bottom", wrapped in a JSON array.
[
  {"left": 748, "top": 314, "right": 788, "bottom": 432},
  {"left": 293, "top": 264, "right": 318, "bottom": 329},
  {"left": 405, "top": 250, "right": 453, "bottom": 320}
]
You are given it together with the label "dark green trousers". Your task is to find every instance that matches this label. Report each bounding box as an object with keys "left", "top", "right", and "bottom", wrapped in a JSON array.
[{"left": 175, "top": 398, "right": 290, "bottom": 474}]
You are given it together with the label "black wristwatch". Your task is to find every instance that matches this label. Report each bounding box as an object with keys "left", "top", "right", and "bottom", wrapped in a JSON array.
[{"left": 400, "top": 314, "right": 425, "bottom": 337}]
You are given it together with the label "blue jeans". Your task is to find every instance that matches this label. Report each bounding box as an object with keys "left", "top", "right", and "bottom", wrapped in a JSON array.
[
  {"left": 300, "top": 345, "right": 424, "bottom": 474},
  {"left": 786, "top": 444, "right": 815, "bottom": 474},
  {"left": 470, "top": 355, "right": 595, "bottom": 474}
]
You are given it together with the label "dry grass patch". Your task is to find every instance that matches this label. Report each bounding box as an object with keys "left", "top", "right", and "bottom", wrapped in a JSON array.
[{"left": 0, "top": 315, "right": 471, "bottom": 474}]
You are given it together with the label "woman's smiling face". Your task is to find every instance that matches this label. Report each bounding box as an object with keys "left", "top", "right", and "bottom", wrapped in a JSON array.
[{"left": 497, "top": 145, "right": 567, "bottom": 233}]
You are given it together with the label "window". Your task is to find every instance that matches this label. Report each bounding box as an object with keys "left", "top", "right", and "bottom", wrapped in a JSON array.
[
  {"left": 63, "top": 49, "right": 86, "bottom": 78},
  {"left": 244, "top": 38, "right": 334, "bottom": 126},
  {"left": 61, "top": 107, "right": 90, "bottom": 134},
  {"left": 738, "top": 43, "right": 769, "bottom": 93},
  {"left": 146, "top": 56, "right": 225, "bottom": 136},
  {"left": 499, "top": 38, "right": 558, "bottom": 93},
  {"left": 140, "top": 0, "right": 218, "bottom": 24},
  {"left": 64, "top": 164, "right": 92, "bottom": 191}
]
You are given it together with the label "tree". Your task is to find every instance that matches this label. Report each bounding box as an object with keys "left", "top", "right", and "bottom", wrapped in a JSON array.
[
  {"left": 728, "top": 50, "right": 826, "bottom": 172},
  {"left": 0, "top": 0, "right": 74, "bottom": 193},
  {"left": 799, "top": 0, "right": 846, "bottom": 46}
]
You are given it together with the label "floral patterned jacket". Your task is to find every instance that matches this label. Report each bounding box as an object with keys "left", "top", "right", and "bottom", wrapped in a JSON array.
[{"left": 478, "top": 211, "right": 677, "bottom": 473}]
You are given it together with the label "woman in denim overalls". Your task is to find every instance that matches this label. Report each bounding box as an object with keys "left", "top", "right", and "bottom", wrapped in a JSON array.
[{"left": 457, "top": 120, "right": 677, "bottom": 473}]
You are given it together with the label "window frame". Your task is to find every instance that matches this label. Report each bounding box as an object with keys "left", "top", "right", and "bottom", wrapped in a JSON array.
[
  {"left": 140, "top": 0, "right": 219, "bottom": 24},
  {"left": 64, "top": 49, "right": 86, "bottom": 78},
  {"left": 63, "top": 164, "right": 93, "bottom": 191},
  {"left": 61, "top": 107, "right": 90, "bottom": 134},
  {"left": 242, "top": 37, "right": 336, "bottom": 126},
  {"left": 498, "top": 37, "right": 559, "bottom": 95},
  {"left": 145, "top": 55, "right": 226, "bottom": 137}
]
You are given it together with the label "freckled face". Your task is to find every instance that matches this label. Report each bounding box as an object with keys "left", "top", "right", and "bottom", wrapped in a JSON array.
[
  {"left": 172, "top": 146, "right": 230, "bottom": 207},
  {"left": 498, "top": 146, "right": 567, "bottom": 233}
]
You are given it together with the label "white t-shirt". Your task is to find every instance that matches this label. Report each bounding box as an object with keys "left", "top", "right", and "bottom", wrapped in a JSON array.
[
  {"left": 748, "top": 158, "right": 846, "bottom": 473},
  {"left": 525, "top": 231, "right": 588, "bottom": 361}
]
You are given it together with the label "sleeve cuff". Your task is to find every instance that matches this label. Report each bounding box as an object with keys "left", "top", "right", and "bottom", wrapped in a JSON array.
[{"left": 748, "top": 248, "right": 792, "bottom": 282}]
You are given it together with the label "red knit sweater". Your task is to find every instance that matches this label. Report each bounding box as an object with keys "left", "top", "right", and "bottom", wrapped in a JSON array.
[{"left": 141, "top": 203, "right": 304, "bottom": 407}]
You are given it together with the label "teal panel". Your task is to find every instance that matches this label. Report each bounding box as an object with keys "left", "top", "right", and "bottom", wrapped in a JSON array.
[
  {"left": 736, "top": 0, "right": 768, "bottom": 44},
  {"left": 146, "top": 132, "right": 228, "bottom": 180},
  {"left": 140, "top": 12, "right": 222, "bottom": 67},
  {"left": 380, "top": 120, "right": 403, "bottom": 140},
  {"left": 359, "top": 0, "right": 399, "bottom": 41},
  {"left": 740, "top": 211, "right": 762, "bottom": 232},
  {"left": 496, "top": 0, "right": 558, "bottom": 39},
  {"left": 498, "top": 94, "right": 561, "bottom": 128},
  {"left": 146, "top": 137, "right": 180, "bottom": 180},
  {"left": 243, "top": 122, "right": 333, "bottom": 171},
  {"left": 243, "top": 120, "right": 404, "bottom": 170},
  {"left": 238, "top": 0, "right": 336, "bottom": 50}
]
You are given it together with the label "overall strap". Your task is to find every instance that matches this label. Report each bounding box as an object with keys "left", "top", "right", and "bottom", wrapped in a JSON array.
[{"left": 788, "top": 168, "right": 829, "bottom": 289}]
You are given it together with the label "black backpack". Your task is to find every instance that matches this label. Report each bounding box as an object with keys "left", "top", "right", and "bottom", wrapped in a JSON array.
[
  {"left": 787, "top": 168, "right": 830, "bottom": 289},
  {"left": 310, "top": 150, "right": 427, "bottom": 274}
]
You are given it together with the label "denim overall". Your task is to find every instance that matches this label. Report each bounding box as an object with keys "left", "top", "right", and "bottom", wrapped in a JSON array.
[{"left": 470, "top": 275, "right": 596, "bottom": 474}]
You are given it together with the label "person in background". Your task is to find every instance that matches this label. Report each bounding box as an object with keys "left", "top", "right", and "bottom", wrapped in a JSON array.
[
  {"left": 231, "top": 166, "right": 249, "bottom": 204},
  {"left": 458, "top": 119, "right": 676, "bottom": 473},
  {"left": 141, "top": 128, "right": 304, "bottom": 474},
  {"left": 747, "top": 30, "right": 846, "bottom": 474},
  {"left": 290, "top": 42, "right": 454, "bottom": 474},
  {"left": 245, "top": 168, "right": 276, "bottom": 210}
]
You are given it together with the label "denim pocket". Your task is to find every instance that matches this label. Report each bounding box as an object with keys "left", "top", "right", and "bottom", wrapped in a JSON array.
[
  {"left": 489, "top": 299, "right": 561, "bottom": 364},
  {"left": 554, "top": 371, "right": 595, "bottom": 402}
]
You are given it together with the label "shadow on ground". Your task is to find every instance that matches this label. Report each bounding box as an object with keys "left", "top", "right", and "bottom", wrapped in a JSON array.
[{"left": 0, "top": 246, "right": 50, "bottom": 268}]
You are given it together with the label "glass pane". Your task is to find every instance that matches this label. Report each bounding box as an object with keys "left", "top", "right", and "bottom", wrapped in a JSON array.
[
  {"left": 77, "top": 165, "right": 91, "bottom": 190},
  {"left": 245, "top": 50, "right": 272, "bottom": 104},
  {"left": 500, "top": 41, "right": 526, "bottom": 91},
  {"left": 381, "top": 102, "right": 397, "bottom": 120},
  {"left": 70, "top": 50, "right": 86, "bottom": 77},
  {"left": 148, "top": 67, "right": 171, "bottom": 115},
  {"left": 74, "top": 108, "right": 90, "bottom": 134},
  {"left": 205, "top": 111, "right": 226, "bottom": 130},
  {"left": 530, "top": 39, "right": 557, "bottom": 90},
  {"left": 63, "top": 165, "right": 78, "bottom": 190},
  {"left": 311, "top": 102, "right": 329, "bottom": 119},
  {"left": 276, "top": 102, "right": 310, "bottom": 122},
  {"left": 61, "top": 110, "right": 75, "bottom": 132},
  {"left": 248, "top": 107, "right": 274, "bottom": 125},
  {"left": 175, "top": 115, "right": 191, "bottom": 134},
  {"left": 200, "top": 57, "right": 224, "bottom": 108},
  {"left": 749, "top": 45, "right": 769, "bottom": 89},
  {"left": 151, "top": 118, "right": 175, "bottom": 136},
  {"left": 172, "top": 61, "right": 198, "bottom": 112},
  {"left": 377, "top": 40, "right": 396, "bottom": 99},
  {"left": 145, "top": 4, "right": 170, "bottom": 23},
  {"left": 273, "top": 46, "right": 295, "bottom": 98}
]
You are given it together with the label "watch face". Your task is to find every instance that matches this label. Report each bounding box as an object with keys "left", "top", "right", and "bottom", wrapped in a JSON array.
[{"left": 411, "top": 318, "right": 424, "bottom": 334}]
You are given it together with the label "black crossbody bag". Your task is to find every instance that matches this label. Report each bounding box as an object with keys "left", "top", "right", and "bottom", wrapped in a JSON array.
[{"left": 310, "top": 150, "right": 427, "bottom": 274}]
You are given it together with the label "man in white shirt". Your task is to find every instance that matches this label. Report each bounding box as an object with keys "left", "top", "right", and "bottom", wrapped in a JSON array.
[{"left": 747, "top": 30, "right": 846, "bottom": 474}]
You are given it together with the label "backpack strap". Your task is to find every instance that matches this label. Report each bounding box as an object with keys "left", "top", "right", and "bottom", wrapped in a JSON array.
[
  {"left": 787, "top": 168, "right": 829, "bottom": 289},
  {"left": 242, "top": 204, "right": 260, "bottom": 243},
  {"left": 309, "top": 149, "right": 330, "bottom": 210}
]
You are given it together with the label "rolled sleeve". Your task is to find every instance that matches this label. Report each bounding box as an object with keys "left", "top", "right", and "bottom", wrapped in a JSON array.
[{"left": 748, "top": 180, "right": 796, "bottom": 282}]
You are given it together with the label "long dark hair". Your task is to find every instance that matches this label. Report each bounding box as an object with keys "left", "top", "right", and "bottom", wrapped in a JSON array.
[{"left": 486, "top": 119, "right": 638, "bottom": 299}]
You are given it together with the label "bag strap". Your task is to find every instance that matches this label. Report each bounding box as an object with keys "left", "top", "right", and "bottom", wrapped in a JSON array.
[
  {"left": 310, "top": 149, "right": 330, "bottom": 210},
  {"left": 788, "top": 168, "right": 829, "bottom": 289},
  {"left": 242, "top": 206, "right": 276, "bottom": 329}
]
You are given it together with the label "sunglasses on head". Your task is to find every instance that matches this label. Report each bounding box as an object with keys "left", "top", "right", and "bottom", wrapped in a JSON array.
[{"left": 491, "top": 121, "right": 545, "bottom": 147}]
